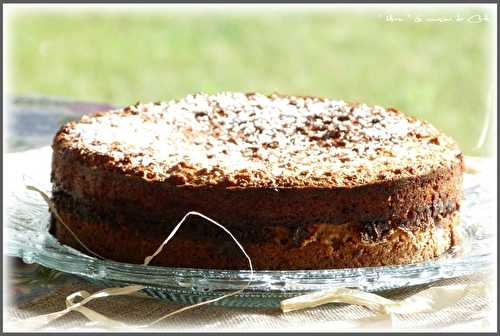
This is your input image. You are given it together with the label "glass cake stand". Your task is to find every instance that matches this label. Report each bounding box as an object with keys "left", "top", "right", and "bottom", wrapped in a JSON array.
[{"left": 6, "top": 147, "right": 495, "bottom": 308}]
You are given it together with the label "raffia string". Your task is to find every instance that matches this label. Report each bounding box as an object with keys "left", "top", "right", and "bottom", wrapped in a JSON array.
[
  {"left": 280, "top": 282, "right": 490, "bottom": 315},
  {"left": 14, "top": 157, "right": 490, "bottom": 331},
  {"left": 16, "top": 185, "right": 254, "bottom": 330},
  {"left": 25, "top": 185, "right": 105, "bottom": 260}
]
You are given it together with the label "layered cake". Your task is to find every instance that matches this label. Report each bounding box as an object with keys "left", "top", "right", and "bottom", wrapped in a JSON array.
[{"left": 50, "top": 92, "right": 464, "bottom": 270}]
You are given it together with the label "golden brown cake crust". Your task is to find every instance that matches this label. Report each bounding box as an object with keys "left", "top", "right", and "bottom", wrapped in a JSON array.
[
  {"left": 50, "top": 92, "right": 464, "bottom": 270},
  {"left": 52, "top": 92, "right": 463, "bottom": 189}
]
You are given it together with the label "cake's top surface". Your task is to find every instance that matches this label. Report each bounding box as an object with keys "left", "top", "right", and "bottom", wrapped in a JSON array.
[{"left": 55, "top": 92, "right": 463, "bottom": 188}]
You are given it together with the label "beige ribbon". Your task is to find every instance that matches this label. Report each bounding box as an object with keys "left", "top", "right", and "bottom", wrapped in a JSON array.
[
  {"left": 13, "top": 173, "right": 491, "bottom": 330},
  {"left": 15, "top": 186, "right": 254, "bottom": 330},
  {"left": 281, "top": 282, "right": 490, "bottom": 315},
  {"left": 25, "top": 185, "right": 105, "bottom": 260}
]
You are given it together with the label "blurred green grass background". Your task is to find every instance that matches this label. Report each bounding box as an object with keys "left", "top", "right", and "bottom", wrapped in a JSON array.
[{"left": 9, "top": 7, "right": 494, "bottom": 155}]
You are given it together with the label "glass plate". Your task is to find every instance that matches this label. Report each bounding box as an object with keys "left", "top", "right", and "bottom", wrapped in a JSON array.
[{"left": 5, "top": 147, "right": 495, "bottom": 308}]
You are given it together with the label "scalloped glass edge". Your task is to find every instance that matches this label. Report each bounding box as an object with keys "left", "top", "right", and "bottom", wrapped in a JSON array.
[{"left": 5, "top": 148, "right": 495, "bottom": 307}]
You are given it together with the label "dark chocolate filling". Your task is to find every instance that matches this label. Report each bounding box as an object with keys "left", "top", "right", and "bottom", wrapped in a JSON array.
[{"left": 50, "top": 189, "right": 459, "bottom": 245}]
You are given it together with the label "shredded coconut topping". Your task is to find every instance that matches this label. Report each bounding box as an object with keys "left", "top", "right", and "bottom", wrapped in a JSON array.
[{"left": 56, "top": 92, "right": 462, "bottom": 188}]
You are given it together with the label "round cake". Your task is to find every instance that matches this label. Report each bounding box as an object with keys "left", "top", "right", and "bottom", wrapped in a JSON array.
[{"left": 50, "top": 92, "right": 464, "bottom": 270}]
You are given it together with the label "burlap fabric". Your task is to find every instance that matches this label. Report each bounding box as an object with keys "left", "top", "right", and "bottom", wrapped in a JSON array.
[{"left": 6, "top": 272, "right": 493, "bottom": 332}]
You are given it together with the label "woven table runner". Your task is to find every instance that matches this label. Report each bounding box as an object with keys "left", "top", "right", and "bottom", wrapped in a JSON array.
[{"left": 6, "top": 269, "right": 493, "bottom": 331}]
